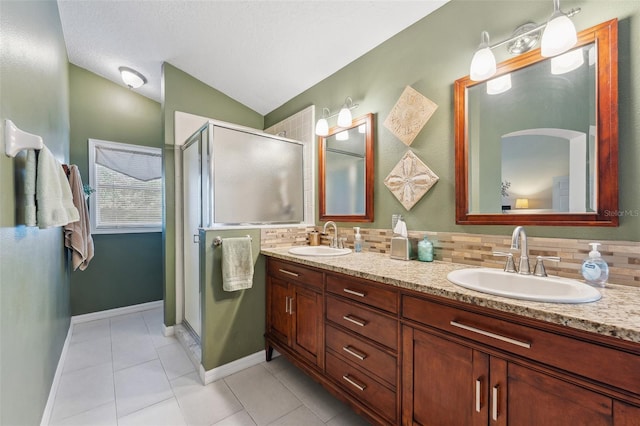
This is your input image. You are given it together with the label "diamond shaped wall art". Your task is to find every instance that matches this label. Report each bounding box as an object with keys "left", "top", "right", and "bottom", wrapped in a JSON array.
[
  {"left": 384, "top": 150, "right": 439, "bottom": 211},
  {"left": 383, "top": 85, "right": 438, "bottom": 146}
]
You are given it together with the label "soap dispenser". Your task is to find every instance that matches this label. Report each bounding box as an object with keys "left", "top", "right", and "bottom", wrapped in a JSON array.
[
  {"left": 353, "top": 227, "right": 362, "bottom": 253},
  {"left": 581, "top": 242, "right": 609, "bottom": 287}
]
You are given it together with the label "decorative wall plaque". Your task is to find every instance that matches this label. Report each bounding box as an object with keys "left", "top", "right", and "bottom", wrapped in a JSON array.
[
  {"left": 384, "top": 150, "right": 439, "bottom": 210},
  {"left": 383, "top": 86, "right": 438, "bottom": 146}
]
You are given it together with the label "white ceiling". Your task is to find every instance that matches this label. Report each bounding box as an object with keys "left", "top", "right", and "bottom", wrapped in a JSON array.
[{"left": 57, "top": 0, "right": 449, "bottom": 115}]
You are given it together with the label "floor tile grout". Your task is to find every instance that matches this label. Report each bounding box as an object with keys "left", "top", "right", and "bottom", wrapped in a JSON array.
[{"left": 49, "top": 307, "right": 369, "bottom": 426}]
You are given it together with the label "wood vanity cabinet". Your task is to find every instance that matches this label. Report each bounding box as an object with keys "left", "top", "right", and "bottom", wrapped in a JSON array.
[
  {"left": 401, "top": 293, "right": 640, "bottom": 426},
  {"left": 324, "top": 273, "right": 400, "bottom": 424},
  {"left": 265, "top": 259, "right": 323, "bottom": 368},
  {"left": 264, "top": 257, "right": 640, "bottom": 426}
]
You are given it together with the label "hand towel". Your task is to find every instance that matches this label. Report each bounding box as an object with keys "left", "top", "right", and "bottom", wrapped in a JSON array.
[
  {"left": 24, "top": 149, "right": 37, "bottom": 226},
  {"left": 222, "top": 237, "right": 254, "bottom": 291},
  {"left": 64, "top": 165, "right": 94, "bottom": 271},
  {"left": 36, "top": 146, "right": 79, "bottom": 228}
]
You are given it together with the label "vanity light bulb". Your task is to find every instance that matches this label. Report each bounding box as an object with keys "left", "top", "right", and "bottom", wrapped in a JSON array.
[
  {"left": 337, "top": 106, "right": 352, "bottom": 128},
  {"left": 470, "top": 46, "right": 497, "bottom": 81},
  {"left": 315, "top": 118, "right": 329, "bottom": 136},
  {"left": 541, "top": 13, "right": 577, "bottom": 57}
]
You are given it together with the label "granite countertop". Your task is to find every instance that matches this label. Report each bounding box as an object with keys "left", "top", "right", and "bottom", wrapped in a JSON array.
[{"left": 261, "top": 247, "right": 640, "bottom": 344}]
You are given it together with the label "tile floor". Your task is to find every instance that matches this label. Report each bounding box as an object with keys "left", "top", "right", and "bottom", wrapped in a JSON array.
[{"left": 48, "top": 307, "right": 370, "bottom": 426}]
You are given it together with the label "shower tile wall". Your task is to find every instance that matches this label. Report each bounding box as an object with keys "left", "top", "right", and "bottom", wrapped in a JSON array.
[{"left": 265, "top": 105, "right": 315, "bottom": 225}]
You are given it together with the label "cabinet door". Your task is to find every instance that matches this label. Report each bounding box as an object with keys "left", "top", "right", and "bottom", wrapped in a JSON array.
[
  {"left": 267, "top": 277, "right": 290, "bottom": 345},
  {"left": 506, "top": 363, "right": 613, "bottom": 425},
  {"left": 614, "top": 401, "right": 640, "bottom": 426},
  {"left": 291, "top": 284, "right": 322, "bottom": 365},
  {"left": 402, "top": 326, "right": 487, "bottom": 426}
]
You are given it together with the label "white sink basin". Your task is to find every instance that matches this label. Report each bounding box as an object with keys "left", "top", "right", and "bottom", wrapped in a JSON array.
[
  {"left": 447, "top": 268, "right": 602, "bottom": 304},
  {"left": 288, "top": 246, "right": 351, "bottom": 256}
]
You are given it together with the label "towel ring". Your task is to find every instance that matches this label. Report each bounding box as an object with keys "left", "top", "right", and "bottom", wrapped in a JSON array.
[{"left": 213, "top": 235, "right": 252, "bottom": 247}]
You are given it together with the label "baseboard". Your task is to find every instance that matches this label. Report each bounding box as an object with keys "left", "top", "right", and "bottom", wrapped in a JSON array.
[
  {"left": 40, "top": 324, "right": 73, "bottom": 426},
  {"left": 162, "top": 323, "right": 175, "bottom": 337},
  {"left": 71, "top": 300, "right": 163, "bottom": 324},
  {"left": 199, "top": 350, "right": 269, "bottom": 385}
]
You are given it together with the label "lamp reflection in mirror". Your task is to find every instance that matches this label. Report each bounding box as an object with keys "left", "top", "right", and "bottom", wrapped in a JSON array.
[
  {"left": 541, "top": 0, "right": 577, "bottom": 57},
  {"left": 470, "top": 31, "right": 496, "bottom": 81},
  {"left": 487, "top": 74, "right": 512, "bottom": 95},
  {"left": 551, "top": 49, "right": 584, "bottom": 75},
  {"left": 335, "top": 130, "right": 349, "bottom": 141},
  {"left": 515, "top": 198, "right": 529, "bottom": 209}
]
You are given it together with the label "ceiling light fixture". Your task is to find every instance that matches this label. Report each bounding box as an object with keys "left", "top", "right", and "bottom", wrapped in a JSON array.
[
  {"left": 468, "top": 1, "right": 580, "bottom": 82},
  {"left": 315, "top": 97, "right": 359, "bottom": 136},
  {"left": 119, "top": 66, "right": 147, "bottom": 89}
]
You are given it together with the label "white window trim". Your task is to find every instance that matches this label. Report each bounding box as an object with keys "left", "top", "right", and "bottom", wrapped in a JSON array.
[{"left": 88, "top": 138, "right": 162, "bottom": 234}]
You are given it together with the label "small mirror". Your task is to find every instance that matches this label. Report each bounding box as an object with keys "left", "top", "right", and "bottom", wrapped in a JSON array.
[
  {"left": 455, "top": 19, "right": 618, "bottom": 226},
  {"left": 319, "top": 113, "right": 374, "bottom": 222}
]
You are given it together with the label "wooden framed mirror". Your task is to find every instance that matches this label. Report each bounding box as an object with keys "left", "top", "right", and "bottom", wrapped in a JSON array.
[
  {"left": 454, "top": 19, "right": 618, "bottom": 226},
  {"left": 319, "top": 113, "right": 374, "bottom": 222}
]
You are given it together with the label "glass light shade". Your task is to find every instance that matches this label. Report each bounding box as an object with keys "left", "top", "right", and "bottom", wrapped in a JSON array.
[
  {"left": 470, "top": 47, "right": 497, "bottom": 81},
  {"left": 337, "top": 106, "right": 352, "bottom": 127},
  {"left": 551, "top": 49, "right": 584, "bottom": 75},
  {"left": 515, "top": 198, "right": 529, "bottom": 209},
  {"left": 541, "top": 13, "right": 577, "bottom": 57},
  {"left": 315, "top": 118, "right": 329, "bottom": 136},
  {"left": 119, "top": 66, "right": 146, "bottom": 89},
  {"left": 358, "top": 124, "right": 366, "bottom": 133},
  {"left": 486, "top": 74, "right": 512, "bottom": 95},
  {"left": 335, "top": 130, "right": 349, "bottom": 141}
]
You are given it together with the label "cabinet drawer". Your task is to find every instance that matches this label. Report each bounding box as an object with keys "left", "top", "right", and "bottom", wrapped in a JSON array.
[
  {"left": 326, "top": 324, "right": 397, "bottom": 387},
  {"left": 326, "top": 274, "right": 398, "bottom": 314},
  {"left": 325, "top": 351, "right": 396, "bottom": 423},
  {"left": 268, "top": 258, "right": 323, "bottom": 290},
  {"left": 402, "top": 294, "right": 640, "bottom": 396},
  {"left": 326, "top": 295, "right": 398, "bottom": 350}
]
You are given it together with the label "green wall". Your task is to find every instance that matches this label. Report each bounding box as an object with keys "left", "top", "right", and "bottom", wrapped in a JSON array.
[
  {"left": 200, "top": 230, "right": 265, "bottom": 370},
  {"left": 265, "top": 0, "right": 640, "bottom": 241},
  {"left": 0, "top": 1, "right": 71, "bottom": 424},
  {"left": 68, "top": 64, "right": 163, "bottom": 315},
  {"left": 161, "top": 63, "right": 263, "bottom": 326}
]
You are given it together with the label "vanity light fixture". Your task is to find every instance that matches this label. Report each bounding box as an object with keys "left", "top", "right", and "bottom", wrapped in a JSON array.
[
  {"left": 540, "top": 0, "right": 577, "bottom": 57},
  {"left": 468, "top": 0, "right": 580, "bottom": 81},
  {"left": 119, "top": 66, "right": 147, "bottom": 89},
  {"left": 315, "top": 108, "right": 330, "bottom": 137},
  {"left": 315, "top": 97, "right": 359, "bottom": 135}
]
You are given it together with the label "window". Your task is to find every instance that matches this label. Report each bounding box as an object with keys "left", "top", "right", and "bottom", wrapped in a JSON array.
[{"left": 88, "top": 139, "right": 162, "bottom": 234}]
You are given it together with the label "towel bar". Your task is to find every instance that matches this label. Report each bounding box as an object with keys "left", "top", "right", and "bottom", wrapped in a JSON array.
[
  {"left": 213, "top": 235, "right": 252, "bottom": 247},
  {"left": 5, "top": 119, "right": 44, "bottom": 157}
]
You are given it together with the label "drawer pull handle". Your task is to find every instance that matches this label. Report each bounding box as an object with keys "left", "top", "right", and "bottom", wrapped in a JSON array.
[
  {"left": 285, "top": 296, "right": 290, "bottom": 314},
  {"left": 342, "top": 374, "right": 366, "bottom": 391},
  {"left": 475, "top": 378, "right": 482, "bottom": 413},
  {"left": 278, "top": 268, "right": 299, "bottom": 277},
  {"left": 450, "top": 321, "right": 531, "bottom": 349},
  {"left": 342, "top": 345, "right": 367, "bottom": 361},
  {"left": 492, "top": 385, "right": 499, "bottom": 421},
  {"left": 343, "top": 315, "right": 366, "bottom": 327},
  {"left": 343, "top": 288, "right": 366, "bottom": 298}
]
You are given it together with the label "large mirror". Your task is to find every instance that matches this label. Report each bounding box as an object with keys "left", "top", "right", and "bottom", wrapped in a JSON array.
[
  {"left": 319, "top": 113, "right": 374, "bottom": 222},
  {"left": 455, "top": 19, "right": 618, "bottom": 226}
]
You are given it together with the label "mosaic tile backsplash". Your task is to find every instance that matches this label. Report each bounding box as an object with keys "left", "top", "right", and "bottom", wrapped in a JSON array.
[{"left": 261, "top": 226, "right": 640, "bottom": 288}]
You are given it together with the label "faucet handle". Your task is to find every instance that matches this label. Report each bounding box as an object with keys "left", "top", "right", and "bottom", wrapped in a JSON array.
[
  {"left": 533, "top": 256, "right": 560, "bottom": 277},
  {"left": 493, "top": 251, "right": 517, "bottom": 273}
]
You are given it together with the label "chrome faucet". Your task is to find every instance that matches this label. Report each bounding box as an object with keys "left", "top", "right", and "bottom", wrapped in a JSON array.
[
  {"left": 323, "top": 221, "right": 338, "bottom": 248},
  {"left": 511, "top": 226, "right": 531, "bottom": 275}
]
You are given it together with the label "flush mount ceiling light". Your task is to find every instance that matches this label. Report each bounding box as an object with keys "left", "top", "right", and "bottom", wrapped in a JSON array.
[
  {"left": 119, "top": 66, "right": 147, "bottom": 89},
  {"left": 468, "top": 0, "right": 580, "bottom": 82},
  {"left": 315, "top": 97, "right": 359, "bottom": 136}
]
